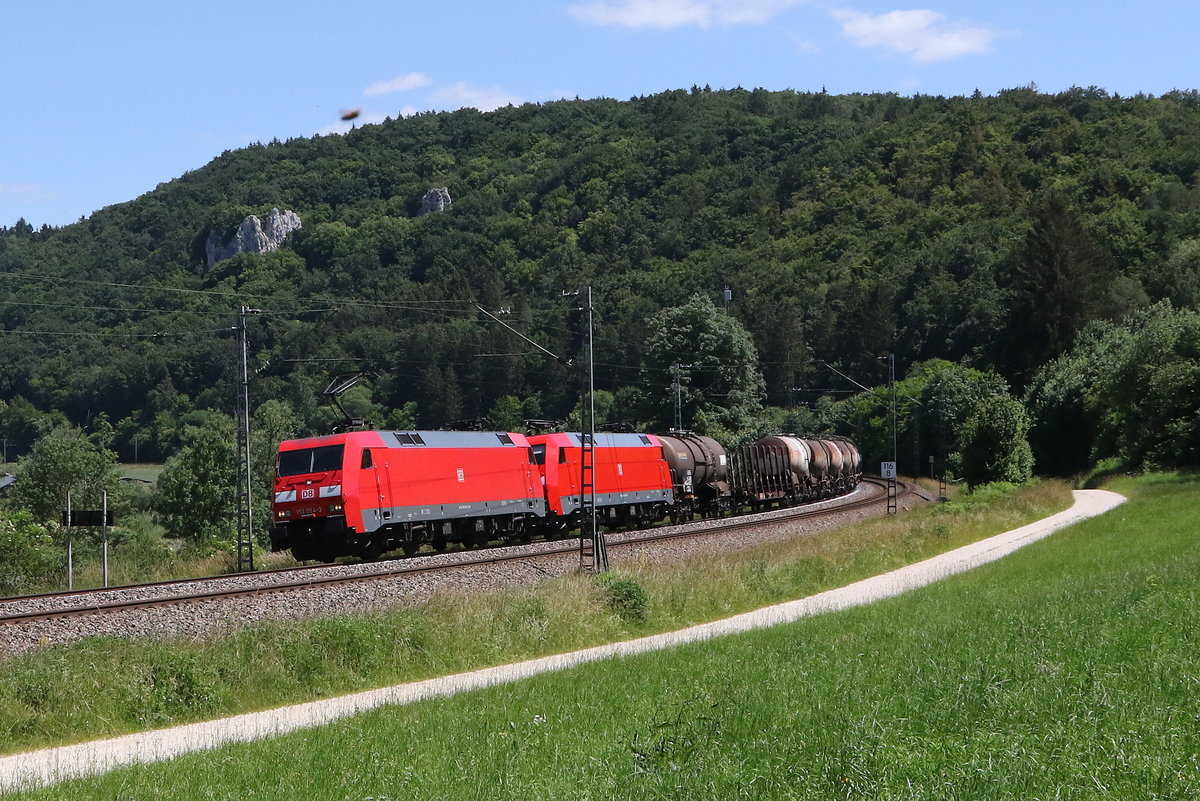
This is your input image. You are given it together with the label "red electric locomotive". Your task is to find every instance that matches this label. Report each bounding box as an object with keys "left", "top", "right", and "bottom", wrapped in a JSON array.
[
  {"left": 272, "top": 424, "right": 861, "bottom": 563},
  {"left": 271, "top": 430, "right": 545, "bottom": 561},
  {"left": 527, "top": 432, "right": 675, "bottom": 530}
]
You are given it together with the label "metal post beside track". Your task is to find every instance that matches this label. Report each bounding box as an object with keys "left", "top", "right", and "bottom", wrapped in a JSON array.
[
  {"left": 478, "top": 291, "right": 606, "bottom": 572},
  {"left": 887, "top": 353, "right": 897, "bottom": 515},
  {"left": 235, "top": 306, "right": 258, "bottom": 573},
  {"left": 576, "top": 287, "right": 607, "bottom": 573}
]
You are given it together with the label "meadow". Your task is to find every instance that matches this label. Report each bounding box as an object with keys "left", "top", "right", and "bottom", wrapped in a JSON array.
[
  {"left": 0, "top": 482, "right": 1068, "bottom": 759},
  {"left": 9, "top": 476, "right": 1194, "bottom": 797}
]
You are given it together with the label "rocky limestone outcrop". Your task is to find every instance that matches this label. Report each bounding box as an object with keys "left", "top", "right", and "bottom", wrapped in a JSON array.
[
  {"left": 418, "top": 187, "right": 452, "bottom": 216},
  {"left": 205, "top": 208, "right": 302, "bottom": 268}
]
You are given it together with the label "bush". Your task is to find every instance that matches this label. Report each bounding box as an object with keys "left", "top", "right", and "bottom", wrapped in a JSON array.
[
  {"left": 0, "top": 509, "right": 63, "bottom": 595},
  {"left": 959, "top": 395, "right": 1034, "bottom": 488},
  {"left": 595, "top": 573, "right": 649, "bottom": 625}
]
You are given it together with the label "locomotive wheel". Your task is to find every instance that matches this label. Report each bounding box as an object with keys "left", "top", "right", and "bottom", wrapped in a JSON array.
[
  {"left": 359, "top": 540, "right": 387, "bottom": 560},
  {"left": 290, "top": 545, "right": 317, "bottom": 563},
  {"left": 401, "top": 540, "right": 421, "bottom": 556}
]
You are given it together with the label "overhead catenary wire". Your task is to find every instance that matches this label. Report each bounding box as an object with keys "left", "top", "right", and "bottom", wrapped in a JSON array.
[
  {"left": 2, "top": 267, "right": 797, "bottom": 402},
  {"left": 0, "top": 327, "right": 236, "bottom": 338},
  {"left": 0, "top": 270, "right": 481, "bottom": 316}
]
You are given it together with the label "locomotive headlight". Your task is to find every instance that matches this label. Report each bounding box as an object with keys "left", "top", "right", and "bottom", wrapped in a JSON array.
[
  {"left": 275, "top": 510, "right": 290, "bottom": 520},
  {"left": 328, "top": 503, "right": 344, "bottom": 513}
]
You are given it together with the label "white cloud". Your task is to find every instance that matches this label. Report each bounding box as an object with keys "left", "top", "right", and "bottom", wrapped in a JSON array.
[
  {"left": 433, "top": 82, "right": 522, "bottom": 112},
  {"left": 789, "top": 34, "right": 821, "bottom": 55},
  {"left": 569, "top": 0, "right": 799, "bottom": 28},
  {"left": 0, "top": 182, "right": 46, "bottom": 198},
  {"left": 363, "top": 72, "right": 433, "bottom": 96},
  {"left": 832, "top": 8, "right": 994, "bottom": 62}
]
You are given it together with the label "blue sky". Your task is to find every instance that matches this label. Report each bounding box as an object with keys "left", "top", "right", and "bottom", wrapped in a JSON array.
[{"left": 4, "top": 0, "right": 1197, "bottom": 229}]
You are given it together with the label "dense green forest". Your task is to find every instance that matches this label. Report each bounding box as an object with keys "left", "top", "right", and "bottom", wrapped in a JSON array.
[{"left": 2, "top": 85, "right": 1200, "bottom": 492}]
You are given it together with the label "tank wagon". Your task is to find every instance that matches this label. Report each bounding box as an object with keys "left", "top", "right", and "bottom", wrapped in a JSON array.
[
  {"left": 655, "top": 432, "right": 731, "bottom": 520},
  {"left": 271, "top": 428, "right": 862, "bottom": 562}
]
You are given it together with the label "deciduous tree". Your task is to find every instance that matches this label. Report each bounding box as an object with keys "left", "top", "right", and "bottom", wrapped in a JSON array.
[
  {"left": 155, "top": 416, "right": 237, "bottom": 543},
  {"left": 640, "top": 294, "right": 765, "bottom": 434},
  {"left": 10, "top": 426, "right": 122, "bottom": 523}
]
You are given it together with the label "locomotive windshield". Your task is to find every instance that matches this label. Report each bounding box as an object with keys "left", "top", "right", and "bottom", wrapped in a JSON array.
[{"left": 277, "top": 445, "right": 345, "bottom": 477}]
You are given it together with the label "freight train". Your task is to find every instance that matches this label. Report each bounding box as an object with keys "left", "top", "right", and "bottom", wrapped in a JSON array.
[{"left": 270, "top": 429, "right": 861, "bottom": 563}]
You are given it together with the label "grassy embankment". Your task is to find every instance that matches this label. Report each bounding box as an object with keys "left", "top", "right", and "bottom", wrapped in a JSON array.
[
  {"left": 0, "top": 480, "right": 1068, "bottom": 759},
  {"left": 10, "top": 474, "right": 1194, "bottom": 800}
]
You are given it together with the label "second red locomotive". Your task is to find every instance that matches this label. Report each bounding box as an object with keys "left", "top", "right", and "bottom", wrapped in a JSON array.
[{"left": 528, "top": 432, "right": 675, "bottom": 530}]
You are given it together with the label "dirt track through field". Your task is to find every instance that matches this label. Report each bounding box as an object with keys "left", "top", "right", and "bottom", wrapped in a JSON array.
[{"left": 0, "top": 489, "right": 1126, "bottom": 792}]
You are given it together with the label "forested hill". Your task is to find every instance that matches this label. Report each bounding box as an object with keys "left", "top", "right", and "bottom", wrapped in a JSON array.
[{"left": 2, "top": 86, "right": 1200, "bottom": 466}]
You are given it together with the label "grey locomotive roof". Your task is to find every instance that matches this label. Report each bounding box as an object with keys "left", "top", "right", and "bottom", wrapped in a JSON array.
[
  {"left": 558, "top": 433, "right": 656, "bottom": 448},
  {"left": 380, "top": 431, "right": 521, "bottom": 449}
]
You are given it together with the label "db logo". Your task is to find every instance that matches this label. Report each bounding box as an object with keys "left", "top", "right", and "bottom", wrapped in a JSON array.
[{"left": 301, "top": 488, "right": 316, "bottom": 500}]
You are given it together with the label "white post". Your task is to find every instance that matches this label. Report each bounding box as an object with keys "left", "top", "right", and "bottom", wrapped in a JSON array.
[
  {"left": 66, "top": 491, "right": 74, "bottom": 591},
  {"left": 102, "top": 490, "right": 110, "bottom": 588}
]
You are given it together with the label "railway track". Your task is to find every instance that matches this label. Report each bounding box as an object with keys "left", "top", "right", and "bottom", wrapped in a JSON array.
[{"left": 0, "top": 477, "right": 907, "bottom": 629}]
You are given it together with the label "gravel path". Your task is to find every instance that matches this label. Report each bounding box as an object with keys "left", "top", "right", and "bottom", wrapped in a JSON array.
[{"left": 0, "top": 489, "right": 1124, "bottom": 792}]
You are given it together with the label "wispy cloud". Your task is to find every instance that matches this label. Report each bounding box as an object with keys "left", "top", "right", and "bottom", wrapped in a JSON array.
[
  {"left": 832, "top": 8, "right": 995, "bottom": 62},
  {"left": 363, "top": 72, "right": 433, "bottom": 96},
  {"left": 433, "top": 82, "right": 522, "bottom": 112},
  {"left": 0, "top": 182, "right": 48, "bottom": 199},
  {"left": 570, "top": 0, "right": 800, "bottom": 28}
]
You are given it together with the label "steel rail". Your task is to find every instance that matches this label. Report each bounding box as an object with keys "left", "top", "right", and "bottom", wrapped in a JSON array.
[{"left": 0, "top": 478, "right": 907, "bottom": 627}]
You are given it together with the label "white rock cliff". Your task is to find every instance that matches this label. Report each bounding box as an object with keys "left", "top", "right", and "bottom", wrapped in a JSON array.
[{"left": 205, "top": 208, "right": 302, "bottom": 268}]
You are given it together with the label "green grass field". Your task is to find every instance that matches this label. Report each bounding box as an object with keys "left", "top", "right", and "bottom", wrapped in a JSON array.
[
  {"left": 0, "top": 482, "right": 1070, "bottom": 760},
  {"left": 10, "top": 476, "right": 1197, "bottom": 798}
]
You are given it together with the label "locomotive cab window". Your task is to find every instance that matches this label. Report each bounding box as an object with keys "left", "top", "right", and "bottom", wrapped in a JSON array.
[
  {"left": 530, "top": 445, "right": 545, "bottom": 465},
  {"left": 361, "top": 449, "right": 373, "bottom": 469},
  {"left": 277, "top": 444, "right": 344, "bottom": 477}
]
